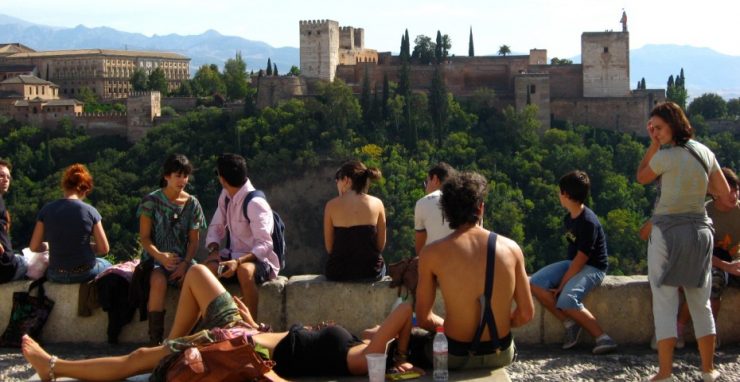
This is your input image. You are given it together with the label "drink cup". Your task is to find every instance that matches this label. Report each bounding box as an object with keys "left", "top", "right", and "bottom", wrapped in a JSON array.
[{"left": 366, "top": 353, "right": 387, "bottom": 382}]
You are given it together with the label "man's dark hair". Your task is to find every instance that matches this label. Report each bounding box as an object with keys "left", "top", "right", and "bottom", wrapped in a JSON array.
[
  {"left": 0, "top": 159, "right": 11, "bottom": 171},
  {"left": 559, "top": 170, "right": 590, "bottom": 203},
  {"left": 722, "top": 167, "right": 738, "bottom": 190},
  {"left": 440, "top": 171, "right": 488, "bottom": 229},
  {"left": 650, "top": 101, "right": 693, "bottom": 146},
  {"left": 216, "top": 153, "right": 248, "bottom": 188},
  {"left": 159, "top": 154, "right": 193, "bottom": 188},
  {"left": 428, "top": 162, "right": 456, "bottom": 183}
]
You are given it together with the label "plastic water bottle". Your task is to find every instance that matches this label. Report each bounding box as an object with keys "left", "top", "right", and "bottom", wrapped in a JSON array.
[{"left": 433, "top": 326, "right": 449, "bottom": 381}]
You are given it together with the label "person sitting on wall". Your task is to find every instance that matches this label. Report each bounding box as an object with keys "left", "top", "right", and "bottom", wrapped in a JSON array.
[
  {"left": 205, "top": 153, "right": 280, "bottom": 321},
  {"left": 324, "top": 160, "right": 386, "bottom": 281},
  {"left": 528, "top": 170, "right": 618, "bottom": 354},
  {"left": 0, "top": 159, "right": 28, "bottom": 283},
  {"left": 416, "top": 171, "right": 534, "bottom": 371},
  {"left": 414, "top": 162, "right": 456, "bottom": 255},
  {"left": 29, "top": 164, "right": 111, "bottom": 283}
]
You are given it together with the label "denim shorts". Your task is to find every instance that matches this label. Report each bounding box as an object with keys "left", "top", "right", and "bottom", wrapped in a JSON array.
[
  {"left": 530, "top": 260, "right": 605, "bottom": 310},
  {"left": 47, "top": 257, "right": 112, "bottom": 284}
]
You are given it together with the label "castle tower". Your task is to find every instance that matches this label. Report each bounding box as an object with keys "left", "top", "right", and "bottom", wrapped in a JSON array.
[
  {"left": 126, "top": 91, "right": 161, "bottom": 142},
  {"left": 299, "top": 20, "right": 340, "bottom": 81},
  {"left": 581, "top": 29, "right": 630, "bottom": 97}
]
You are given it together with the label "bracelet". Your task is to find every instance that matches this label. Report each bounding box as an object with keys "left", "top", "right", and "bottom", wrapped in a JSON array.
[{"left": 49, "top": 355, "right": 57, "bottom": 381}]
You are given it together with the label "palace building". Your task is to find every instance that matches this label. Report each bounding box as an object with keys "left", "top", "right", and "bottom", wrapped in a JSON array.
[{"left": 0, "top": 46, "right": 190, "bottom": 99}]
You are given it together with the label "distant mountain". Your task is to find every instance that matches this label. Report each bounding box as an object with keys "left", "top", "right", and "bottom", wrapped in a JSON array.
[
  {"left": 0, "top": 14, "right": 298, "bottom": 75},
  {"left": 630, "top": 44, "right": 740, "bottom": 99},
  {"left": 2, "top": 15, "right": 739, "bottom": 99}
]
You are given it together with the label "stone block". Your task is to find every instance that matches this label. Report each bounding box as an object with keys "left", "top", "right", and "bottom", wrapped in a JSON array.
[{"left": 285, "top": 275, "right": 445, "bottom": 335}]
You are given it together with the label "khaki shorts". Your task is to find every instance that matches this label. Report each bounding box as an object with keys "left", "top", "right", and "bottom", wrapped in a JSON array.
[{"left": 448, "top": 341, "right": 516, "bottom": 371}]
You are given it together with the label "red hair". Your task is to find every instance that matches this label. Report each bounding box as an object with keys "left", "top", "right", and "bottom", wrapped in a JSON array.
[{"left": 61, "top": 164, "right": 93, "bottom": 194}]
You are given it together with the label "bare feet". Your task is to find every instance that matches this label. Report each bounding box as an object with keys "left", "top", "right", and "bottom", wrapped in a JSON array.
[{"left": 21, "top": 334, "right": 53, "bottom": 381}]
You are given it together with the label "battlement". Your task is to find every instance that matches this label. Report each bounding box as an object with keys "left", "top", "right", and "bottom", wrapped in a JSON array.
[
  {"left": 127, "top": 91, "right": 160, "bottom": 98},
  {"left": 299, "top": 19, "right": 337, "bottom": 26},
  {"left": 77, "top": 112, "right": 127, "bottom": 118}
]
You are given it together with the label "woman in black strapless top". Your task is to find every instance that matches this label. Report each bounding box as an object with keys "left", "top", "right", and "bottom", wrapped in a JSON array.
[{"left": 324, "top": 160, "right": 387, "bottom": 281}]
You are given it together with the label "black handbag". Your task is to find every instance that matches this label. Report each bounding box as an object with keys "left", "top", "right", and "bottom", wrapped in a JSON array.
[{"left": 0, "top": 277, "right": 55, "bottom": 347}]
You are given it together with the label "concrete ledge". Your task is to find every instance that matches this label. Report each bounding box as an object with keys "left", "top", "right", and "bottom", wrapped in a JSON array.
[{"left": 0, "top": 275, "right": 738, "bottom": 344}]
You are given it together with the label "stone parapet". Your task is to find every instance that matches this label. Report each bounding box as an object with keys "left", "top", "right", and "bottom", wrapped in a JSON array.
[{"left": 0, "top": 275, "right": 737, "bottom": 344}]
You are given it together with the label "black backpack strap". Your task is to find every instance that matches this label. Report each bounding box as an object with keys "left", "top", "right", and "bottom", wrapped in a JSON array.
[
  {"left": 469, "top": 232, "right": 498, "bottom": 355},
  {"left": 242, "top": 190, "right": 266, "bottom": 224},
  {"left": 681, "top": 143, "right": 709, "bottom": 174}
]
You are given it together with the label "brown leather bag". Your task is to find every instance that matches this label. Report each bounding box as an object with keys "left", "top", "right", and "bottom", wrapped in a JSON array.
[
  {"left": 166, "top": 334, "right": 275, "bottom": 382},
  {"left": 388, "top": 256, "right": 419, "bottom": 296}
]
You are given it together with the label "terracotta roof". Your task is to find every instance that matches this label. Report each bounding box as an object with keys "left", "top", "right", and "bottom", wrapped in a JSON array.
[
  {"left": 0, "top": 75, "right": 57, "bottom": 86},
  {"left": 5, "top": 48, "right": 189, "bottom": 60}
]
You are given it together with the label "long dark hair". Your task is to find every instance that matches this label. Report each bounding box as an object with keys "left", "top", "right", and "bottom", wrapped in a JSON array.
[{"left": 160, "top": 154, "right": 193, "bottom": 188}]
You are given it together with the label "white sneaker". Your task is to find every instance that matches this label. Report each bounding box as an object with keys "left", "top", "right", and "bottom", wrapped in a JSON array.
[{"left": 702, "top": 369, "right": 720, "bottom": 382}]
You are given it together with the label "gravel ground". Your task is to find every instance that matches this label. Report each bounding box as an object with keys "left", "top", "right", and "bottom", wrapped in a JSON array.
[{"left": 1, "top": 342, "right": 738, "bottom": 381}]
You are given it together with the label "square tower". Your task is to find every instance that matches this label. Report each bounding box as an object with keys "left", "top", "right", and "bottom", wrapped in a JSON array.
[
  {"left": 581, "top": 32, "right": 630, "bottom": 97},
  {"left": 299, "top": 20, "right": 340, "bottom": 82}
]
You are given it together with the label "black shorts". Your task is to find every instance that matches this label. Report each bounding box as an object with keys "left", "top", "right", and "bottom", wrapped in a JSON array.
[{"left": 272, "top": 324, "right": 361, "bottom": 377}]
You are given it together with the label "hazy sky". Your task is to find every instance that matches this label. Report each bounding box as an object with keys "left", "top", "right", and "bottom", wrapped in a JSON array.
[{"left": 4, "top": 0, "right": 739, "bottom": 58}]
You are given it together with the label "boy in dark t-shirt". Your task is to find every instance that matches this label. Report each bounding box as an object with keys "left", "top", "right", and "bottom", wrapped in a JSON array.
[{"left": 530, "top": 171, "right": 617, "bottom": 354}]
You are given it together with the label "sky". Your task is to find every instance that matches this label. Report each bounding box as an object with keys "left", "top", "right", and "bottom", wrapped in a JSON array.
[{"left": 3, "top": 0, "right": 740, "bottom": 59}]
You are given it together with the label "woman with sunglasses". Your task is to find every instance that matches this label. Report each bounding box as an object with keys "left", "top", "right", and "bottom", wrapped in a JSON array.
[
  {"left": 30, "top": 164, "right": 111, "bottom": 283},
  {"left": 137, "top": 153, "right": 207, "bottom": 345},
  {"left": 324, "top": 160, "right": 386, "bottom": 281}
]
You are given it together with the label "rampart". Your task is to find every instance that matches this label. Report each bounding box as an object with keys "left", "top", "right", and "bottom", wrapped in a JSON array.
[{"left": 0, "top": 275, "right": 738, "bottom": 345}]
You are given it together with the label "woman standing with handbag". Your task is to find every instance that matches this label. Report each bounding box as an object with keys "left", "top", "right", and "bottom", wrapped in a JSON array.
[
  {"left": 29, "top": 164, "right": 110, "bottom": 283},
  {"left": 137, "top": 154, "right": 207, "bottom": 345},
  {"left": 636, "top": 102, "right": 734, "bottom": 382}
]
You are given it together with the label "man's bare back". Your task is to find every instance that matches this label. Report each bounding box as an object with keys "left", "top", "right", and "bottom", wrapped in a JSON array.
[{"left": 416, "top": 225, "right": 533, "bottom": 344}]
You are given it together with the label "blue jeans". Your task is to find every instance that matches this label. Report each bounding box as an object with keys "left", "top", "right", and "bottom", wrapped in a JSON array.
[
  {"left": 530, "top": 260, "right": 605, "bottom": 310},
  {"left": 47, "top": 258, "right": 112, "bottom": 284}
]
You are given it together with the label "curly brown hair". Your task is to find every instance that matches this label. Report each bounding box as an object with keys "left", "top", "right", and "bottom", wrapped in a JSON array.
[{"left": 440, "top": 171, "right": 488, "bottom": 229}]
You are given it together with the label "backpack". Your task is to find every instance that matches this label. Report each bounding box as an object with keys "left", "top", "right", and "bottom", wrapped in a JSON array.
[{"left": 242, "top": 190, "right": 286, "bottom": 269}]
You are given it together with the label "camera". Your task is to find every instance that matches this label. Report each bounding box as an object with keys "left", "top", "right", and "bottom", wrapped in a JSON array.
[{"left": 217, "top": 263, "right": 225, "bottom": 277}]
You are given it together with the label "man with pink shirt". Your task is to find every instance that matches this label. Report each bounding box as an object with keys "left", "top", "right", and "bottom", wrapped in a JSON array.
[{"left": 205, "top": 153, "right": 279, "bottom": 320}]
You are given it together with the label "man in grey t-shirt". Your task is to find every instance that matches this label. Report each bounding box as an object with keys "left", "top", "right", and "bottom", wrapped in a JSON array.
[{"left": 414, "top": 162, "right": 456, "bottom": 255}]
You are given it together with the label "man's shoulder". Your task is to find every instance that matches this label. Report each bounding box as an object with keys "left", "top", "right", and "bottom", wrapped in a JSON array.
[{"left": 416, "top": 190, "right": 441, "bottom": 207}]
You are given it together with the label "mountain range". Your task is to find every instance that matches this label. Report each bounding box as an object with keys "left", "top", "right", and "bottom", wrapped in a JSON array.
[{"left": 1, "top": 14, "right": 739, "bottom": 99}]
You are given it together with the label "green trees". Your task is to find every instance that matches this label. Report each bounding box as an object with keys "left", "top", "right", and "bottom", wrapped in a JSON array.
[
  {"left": 666, "top": 69, "right": 688, "bottom": 109},
  {"left": 223, "top": 52, "right": 249, "bottom": 100},
  {"left": 147, "top": 68, "right": 168, "bottom": 95},
  {"left": 550, "top": 57, "right": 573, "bottom": 65},
  {"left": 411, "top": 35, "right": 435, "bottom": 64},
  {"left": 728, "top": 98, "right": 740, "bottom": 118},
  {"left": 498, "top": 45, "right": 511, "bottom": 56},
  {"left": 192, "top": 64, "right": 226, "bottom": 97},
  {"left": 266, "top": 58, "right": 273, "bottom": 76},
  {"left": 688, "top": 93, "right": 727, "bottom": 119},
  {"left": 130, "top": 68, "right": 148, "bottom": 91},
  {"left": 468, "top": 27, "right": 474, "bottom": 57}
]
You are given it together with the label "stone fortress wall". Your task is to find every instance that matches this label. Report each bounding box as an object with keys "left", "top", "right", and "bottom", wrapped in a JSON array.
[{"left": 285, "top": 14, "right": 667, "bottom": 135}]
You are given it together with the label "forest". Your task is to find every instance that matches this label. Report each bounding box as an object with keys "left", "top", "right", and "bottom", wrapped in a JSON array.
[{"left": 0, "top": 78, "right": 737, "bottom": 275}]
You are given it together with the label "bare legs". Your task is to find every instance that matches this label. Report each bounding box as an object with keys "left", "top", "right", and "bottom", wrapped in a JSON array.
[
  {"left": 22, "top": 335, "right": 169, "bottom": 381},
  {"left": 530, "top": 284, "right": 604, "bottom": 338},
  {"left": 22, "top": 264, "right": 227, "bottom": 381},
  {"left": 346, "top": 302, "right": 415, "bottom": 375},
  {"left": 237, "top": 262, "right": 260, "bottom": 320}
]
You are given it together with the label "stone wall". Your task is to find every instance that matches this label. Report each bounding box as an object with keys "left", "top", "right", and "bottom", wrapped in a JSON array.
[
  {"left": 255, "top": 76, "right": 309, "bottom": 109},
  {"left": 75, "top": 113, "right": 128, "bottom": 136},
  {"left": 299, "top": 20, "right": 340, "bottom": 82},
  {"left": 1, "top": 275, "right": 737, "bottom": 345},
  {"left": 162, "top": 97, "right": 197, "bottom": 112},
  {"left": 551, "top": 94, "right": 657, "bottom": 135}
]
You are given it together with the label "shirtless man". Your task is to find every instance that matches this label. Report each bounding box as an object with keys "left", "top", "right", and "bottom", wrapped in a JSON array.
[{"left": 416, "top": 171, "right": 534, "bottom": 370}]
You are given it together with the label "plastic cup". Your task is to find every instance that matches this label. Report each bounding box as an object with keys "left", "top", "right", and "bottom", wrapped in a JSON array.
[{"left": 366, "top": 353, "right": 387, "bottom": 382}]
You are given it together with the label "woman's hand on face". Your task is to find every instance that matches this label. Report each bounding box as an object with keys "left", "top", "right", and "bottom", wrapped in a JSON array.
[
  {"left": 646, "top": 121, "right": 660, "bottom": 146},
  {"left": 160, "top": 252, "right": 181, "bottom": 271}
]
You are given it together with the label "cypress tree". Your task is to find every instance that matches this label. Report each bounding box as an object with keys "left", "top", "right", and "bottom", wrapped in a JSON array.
[
  {"left": 382, "top": 73, "right": 390, "bottom": 121},
  {"left": 429, "top": 65, "right": 448, "bottom": 147},
  {"left": 435, "top": 30, "right": 443, "bottom": 64},
  {"left": 667, "top": 75, "right": 674, "bottom": 88},
  {"left": 468, "top": 27, "right": 475, "bottom": 57},
  {"left": 266, "top": 58, "right": 273, "bottom": 76},
  {"left": 640, "top": 78, "right": 646, "bottom": 90},
  {"left": 361, "top": 66, "right": 372, "bottom": 124},
  {"left": 273, "top": 63, "right": 278, "bottom": 76}
]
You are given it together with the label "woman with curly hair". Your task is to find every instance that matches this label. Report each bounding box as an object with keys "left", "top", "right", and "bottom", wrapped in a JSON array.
[{"left": 29, "top": 164, "right": 111, "bottom": 283}]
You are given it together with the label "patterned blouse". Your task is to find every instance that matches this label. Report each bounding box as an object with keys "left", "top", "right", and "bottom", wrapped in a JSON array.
[{"left": 137, "top": 189, "right": 207, "bottom": 261}]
